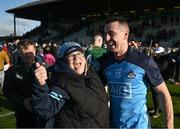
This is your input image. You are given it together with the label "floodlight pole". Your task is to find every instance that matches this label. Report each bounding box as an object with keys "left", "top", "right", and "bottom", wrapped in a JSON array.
[{"left": 14, "top": 15, "right": 16, "bottom": 36}]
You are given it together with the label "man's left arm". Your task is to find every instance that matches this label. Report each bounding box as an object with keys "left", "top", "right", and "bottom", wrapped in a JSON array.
[{"left": 154, "top": 81, "right": 174, "bottom": 129}]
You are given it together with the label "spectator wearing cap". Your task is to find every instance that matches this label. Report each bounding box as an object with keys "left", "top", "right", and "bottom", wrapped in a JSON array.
[
  {"left": 154, "top": 46, "right": 165, "bottom": 56},
  {"left": 32, "top": 42, "right": 109, "bottom": 128},
  {"left": 150, "top": 46, "right": 172, "bottom": 118},
  {"left": 154, "top": 46, "right": 172, "bottom": 80},
  {"left": 0, "top": 41, "right": 10, "bottom": 88}
]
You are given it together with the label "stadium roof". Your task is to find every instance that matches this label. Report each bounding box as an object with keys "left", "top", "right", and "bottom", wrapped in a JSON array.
[{"left": 6, "top": 0, "right": 180, "bottom": 21}]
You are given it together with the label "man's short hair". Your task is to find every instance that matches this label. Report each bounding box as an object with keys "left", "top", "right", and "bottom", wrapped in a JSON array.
[
  {"left": 94, "top": 32, "right": 103, "bottom": 37},
  {"left": 105, "top": 16, "right": 129, "bottom": 33},
  {"left": 93, "top": 32, "right": 103, "bottom": 42},
  {"left": 105, "top": 16, "right": 128, "bottom": 25},
  {"left": 17, "top": 39, "right": 35, "bottom": 51}
]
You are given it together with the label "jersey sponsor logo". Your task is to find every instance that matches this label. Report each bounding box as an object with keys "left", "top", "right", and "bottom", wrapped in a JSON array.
[{"left": 109, "top": 82, "right": 132, "bottom": 98}]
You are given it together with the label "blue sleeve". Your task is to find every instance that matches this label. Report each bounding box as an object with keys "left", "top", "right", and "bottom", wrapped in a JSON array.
[
  {"left": 90, "top": 59, "right": 100, "bottom": 73},
  {"left": 32, "top": 83, "right": 69, "bottom": 120},
  {"left": 145, "top": 57, "right": 164, "bottom": 87}
]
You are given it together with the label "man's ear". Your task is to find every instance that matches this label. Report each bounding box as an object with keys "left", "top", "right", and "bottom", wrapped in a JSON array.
[{"left": 124, "top": 32, "right": 129, "bottom": 40}]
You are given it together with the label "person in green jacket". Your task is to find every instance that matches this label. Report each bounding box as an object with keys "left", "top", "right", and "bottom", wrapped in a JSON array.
[{"left": 86, "top": 32, "right": 107, "bottom": 59}]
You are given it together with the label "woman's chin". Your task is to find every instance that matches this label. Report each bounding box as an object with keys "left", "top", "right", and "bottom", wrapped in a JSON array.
[{"left": 74, "top": 69, "right": 84, "bottom": 75}]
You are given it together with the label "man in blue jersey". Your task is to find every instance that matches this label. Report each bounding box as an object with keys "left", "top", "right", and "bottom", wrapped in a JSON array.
[{"left": 97, "top": 16, "right": 174, "bottom": 129}]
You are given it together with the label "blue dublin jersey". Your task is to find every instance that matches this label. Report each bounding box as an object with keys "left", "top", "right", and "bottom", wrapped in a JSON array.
[{"left": 98, "top": 47, "right": 164, "bottom": 129}]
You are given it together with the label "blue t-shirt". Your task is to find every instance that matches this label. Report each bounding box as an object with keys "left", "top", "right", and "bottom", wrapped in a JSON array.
[{"left": 97, "top": 47, "right": 164, "bottom": 129}]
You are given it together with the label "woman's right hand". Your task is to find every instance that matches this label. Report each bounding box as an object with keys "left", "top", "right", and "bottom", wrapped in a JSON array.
[{"left": 34, "top": 62, "right": 47, "bottom": 86}]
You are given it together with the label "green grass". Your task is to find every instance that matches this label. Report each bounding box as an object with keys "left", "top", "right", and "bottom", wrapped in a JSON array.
[
  {"left": 0, "top": 81, "right": 180, "bottom": 128},
  {"left": 0, "top": 89, "right": 16, "bottom": 128},
  {"left": 147, "top": 81, "right": 180, "bottom": 128}
]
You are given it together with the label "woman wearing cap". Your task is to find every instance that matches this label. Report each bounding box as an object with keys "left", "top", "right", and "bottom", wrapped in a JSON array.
[{"left": 32, "top": 42, "right": 109, "bottom": 128}]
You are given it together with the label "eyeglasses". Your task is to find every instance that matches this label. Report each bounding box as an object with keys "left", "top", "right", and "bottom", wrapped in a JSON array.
[{"left": 66, "top": 52, "right": 85, "bottom": 60}]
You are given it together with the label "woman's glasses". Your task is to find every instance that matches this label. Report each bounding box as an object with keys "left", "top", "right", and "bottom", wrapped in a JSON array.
[{"left": 66, "top": 52, "right": 85, "bottom": 60}]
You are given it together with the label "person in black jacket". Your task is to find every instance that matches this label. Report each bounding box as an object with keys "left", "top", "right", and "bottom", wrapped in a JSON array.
[
  {"left": 2, "top": 39, "right": 41, "bottom": 128},
  {"left": 174, "top": 48, "right": 180, "bottom": 85},
  {"left": 32, "top": 42, "right": 109, "bottom": 128}
]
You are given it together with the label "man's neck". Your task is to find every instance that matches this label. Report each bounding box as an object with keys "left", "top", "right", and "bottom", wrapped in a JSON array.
[
  {"left": 94, "top": 42, "right": 102, "bottom": 47},
  {"left": 114, "top": 47, "right": 128, "bottom": 60},
  {"left": 114, "top": 52, "right": 126, "bottom": 60}
]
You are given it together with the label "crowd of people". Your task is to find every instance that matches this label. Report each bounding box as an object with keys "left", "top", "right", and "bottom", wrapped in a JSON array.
[{"left": 0, "top": 16, "right": 178, "bottom": 128}]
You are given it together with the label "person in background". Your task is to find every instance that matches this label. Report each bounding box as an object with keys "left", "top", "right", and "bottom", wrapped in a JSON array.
[
  {"left": 7, "top": 39, "right": 20, "bottom": 65},
  {"left": 32, "top": 42, "right": 109, "bottom": 128},
  {"left": 174, "top": 48, "right": 180, "bottom": 85},
  {"left": 86, "top": 32, "right": 107, "bottom": 59},
  {"left": 0, "top": 41, "right": 10, "bottom": 88},
  {"left": 51, "top": 41, "right": 58, "bottom": 59},
  {"left": 43, "top": 46, "right": 56, "bottom": 66},
  {"left": 3, "top": 39, "right": 41, "bottom": 128},
  {"left": 95, "top": 16, "right": 173, "bottom": 129},
  {"left": 36, "top": 47, "right": 44, "bottom": 59},
  {"left": 149, "top": 47, "right": 166, "bottom": 119}
]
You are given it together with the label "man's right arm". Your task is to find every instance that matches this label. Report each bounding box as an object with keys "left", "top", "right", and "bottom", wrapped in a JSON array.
[
  {"left": 154, "top": 82, "right": 174, "bottom": 129},
  {"left": 32, "top": 63, "right": 70, "bottom": 120},
  {"left": 32, "top": 83, "right": 69, "bottom": 120}
]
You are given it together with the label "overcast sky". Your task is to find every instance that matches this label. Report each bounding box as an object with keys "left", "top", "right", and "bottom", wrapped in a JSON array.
[{"left": 0, "top": 0, "right": 40, "bottom": 36}]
